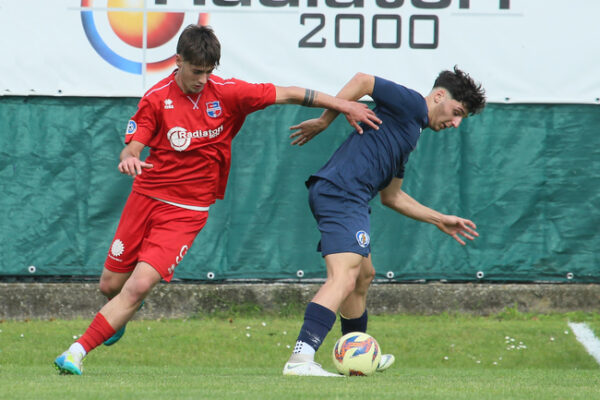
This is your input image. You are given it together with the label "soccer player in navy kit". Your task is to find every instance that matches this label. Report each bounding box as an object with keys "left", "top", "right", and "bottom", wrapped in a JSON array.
[
  {"left": 53, "top": 24, "right": 381, "bottom": 375},
  {"left": 283, "top": 68, "right": 486, "bottom": 376}
]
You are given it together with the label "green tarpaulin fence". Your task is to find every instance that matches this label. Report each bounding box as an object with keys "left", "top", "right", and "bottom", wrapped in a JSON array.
[{"left": 0, "top": 97, "right": 598, "bottom": 282}]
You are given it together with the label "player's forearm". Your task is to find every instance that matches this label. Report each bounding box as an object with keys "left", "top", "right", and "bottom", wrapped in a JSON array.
[
  {"left": 120, "top": 148, "right": 138, "bottom": 162},
  {"left": 119, "top": 141, "right": 144, "bottom": 162},
  {"left": 275, "top": 73, "right": 374, "bottom": 120},
  {"left": 275, "top": 86, "right": 348, "bottom": 111},
  {"left": 382, "top": 191, "right": 443, "bottom": 225},
  {"left": 318, "top": 72, "right": 375, "bottom": 124}
]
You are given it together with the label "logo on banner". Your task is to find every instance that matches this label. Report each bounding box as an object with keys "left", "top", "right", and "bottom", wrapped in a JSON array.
[
  {"left": 79, "top": 0, "right": 209, "bottom": 74},
  {"left": 206, "top": 101, "right": 222, "bottom": 118}
]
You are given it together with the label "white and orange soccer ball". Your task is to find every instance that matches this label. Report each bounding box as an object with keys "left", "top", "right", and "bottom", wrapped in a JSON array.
[{"left": 332, "top": 332, "right": 382, "bottom": 376}]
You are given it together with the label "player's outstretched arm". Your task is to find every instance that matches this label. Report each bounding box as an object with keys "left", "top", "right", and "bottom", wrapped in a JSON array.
[
  {"left": 277, "top": 74, "right": 380, "bottom": 140},
  {"left": 275, "top": 85, "right": 380, "bottom": 134},
  {"left": 118, "top": 140, "right": 153, "bottom": 177},
  {"left": 286, "top": 73, "right": 379, "bottom": 146},
  {"left": 379, "top": 177, "right": 479, "bottom": 245}
]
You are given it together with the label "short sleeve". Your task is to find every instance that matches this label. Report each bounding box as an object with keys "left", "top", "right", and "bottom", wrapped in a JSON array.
[
  {"left": 125, "top": 96, "right": 157, "bottom": 145},
  {"left": 221, "top": 79, "right": 277, "bottom": 116},
  {"left": 371, "top": 77, "right": 423, "bottom": 118}
]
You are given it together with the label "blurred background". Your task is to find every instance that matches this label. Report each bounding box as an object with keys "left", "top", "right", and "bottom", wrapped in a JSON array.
[{"left": 0, "top": 0, "right": 598, "bottom": 283}]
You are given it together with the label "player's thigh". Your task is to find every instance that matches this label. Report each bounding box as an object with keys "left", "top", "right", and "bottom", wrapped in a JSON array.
[
  {"left": 313, "top": 252, "right": 364, "bottom": 310},
  {"left": 324, "top": 252, "right": 364, "bottom": 284},
  {"left": 120, "top": 261, "right": 163, "bottom": 300}
]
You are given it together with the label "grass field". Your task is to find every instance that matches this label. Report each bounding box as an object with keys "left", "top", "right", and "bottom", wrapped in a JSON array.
[{"left": 1, "top": 309, "right": 599, "bottom": 399}]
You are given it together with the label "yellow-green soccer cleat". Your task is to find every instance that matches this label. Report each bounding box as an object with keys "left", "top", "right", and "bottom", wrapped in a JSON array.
[
  {"left": 54, "top": 351, "right": 83, "bottom": 375},
  {"left": 376, "top": 354, "right": 395, "bottom": 372}
]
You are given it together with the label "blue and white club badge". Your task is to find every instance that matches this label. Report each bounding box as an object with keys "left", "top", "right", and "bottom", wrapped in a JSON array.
[
  {"left": 355, "top": 230, "right": 370, "bottom": 248},
  {"left": 126, "top": 120, "right": 137, "bottom": 135},
  {"left": 206, "top": 101, "right": 222, "bottom": 118}
]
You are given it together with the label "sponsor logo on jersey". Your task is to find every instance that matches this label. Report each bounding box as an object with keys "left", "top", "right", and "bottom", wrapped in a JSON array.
[
  {"left": 206, "top": 101, "right": 222, "bottom": 118},
  {"left": 164, "top": 99, "right": 174, "bottom": 109},
  {"left": 166, "top": 125, "right": 224, "bottom": 151},
  {"left": 355, "top": 230, "right": 370, "bottom": 248},
  {"left": 126, "top": 120, "right": 137, "bottom": 135}
]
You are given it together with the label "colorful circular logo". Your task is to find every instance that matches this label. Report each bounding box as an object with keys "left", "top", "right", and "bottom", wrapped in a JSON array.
[
  {"left": 126, "top": 120, "right": 137, "bottom": 135},
  {"left": 80, "top": 0, "right": 209, "bottom": 74}
]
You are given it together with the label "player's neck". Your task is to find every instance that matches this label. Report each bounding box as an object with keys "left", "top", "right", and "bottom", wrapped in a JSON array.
[{"left": 174, "top": 69, "right": 185, "bottom": 93}]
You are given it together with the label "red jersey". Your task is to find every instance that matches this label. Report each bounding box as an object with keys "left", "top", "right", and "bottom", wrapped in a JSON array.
[{"left": 125, "top": 71, "right": 276, "bottom": 207}]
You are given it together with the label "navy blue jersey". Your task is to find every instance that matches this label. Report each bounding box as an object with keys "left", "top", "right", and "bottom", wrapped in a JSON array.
[{"left": 310, "top": 76, "right": 429, "bottom": 203}]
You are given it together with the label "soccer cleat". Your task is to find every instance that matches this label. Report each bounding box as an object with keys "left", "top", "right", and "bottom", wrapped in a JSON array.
[
  {"left": 104, "top": 300, "right": 145, "bottom": 346},
  {"left": 283, "top": 361, "right": 344, "bottom": 377},
  {"left": 103, "top": 325, "right": 125, "bottom": 346},
  {"left": 54, "top": 351, "right": 83, "bottom": 375},
  {"left": 376, "top": 354, "right": 395, "bottom": 372}
]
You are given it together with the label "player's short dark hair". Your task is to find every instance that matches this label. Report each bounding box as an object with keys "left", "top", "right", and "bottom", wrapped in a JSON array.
[
  {"left": 176, "top": 24, "right": 221, "bottom": 68},
  {"left": 433, "top": 66, "right": 486, "bottom": 115}
]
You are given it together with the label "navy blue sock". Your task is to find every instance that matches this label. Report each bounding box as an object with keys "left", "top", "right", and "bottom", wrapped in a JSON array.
[
  {"left": 340, "top": 309, "right": 368, "bottom": 335},
  {"left": 296, "top": 302, "right": 337, "bottom": 352}
]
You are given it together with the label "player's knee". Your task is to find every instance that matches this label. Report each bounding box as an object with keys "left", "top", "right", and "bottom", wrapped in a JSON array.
[
  {"left": 361, "top": 268, "right": 376, "bottom": 286},
  {"left": 326, "top": 274, "right": 357, "bottom": 298},
  {"left": 351, "top": 269, "right": 374, "bottom": 298},
  {"left": 338, "top": 275, "right": 358, "bottom": 297},
  {"left": 121, "top": 279, "right": 153, "bottom": 305},
  {"left": 99, "top": 277, "right": 120, "bottom": 298}
]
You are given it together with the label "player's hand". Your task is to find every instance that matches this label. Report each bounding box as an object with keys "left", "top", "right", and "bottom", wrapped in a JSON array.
[
  {"left": 436, "top": 215, "right": 479, "bottom": 245},
  {"left": 341, "top": 101, "right": 381, "bottom": 134},
  {"left": 118, "top": 156, "right": 153, "bottom": 177},
  {"left": 289, "top": 118, "right": 328, "bottom": 146}
]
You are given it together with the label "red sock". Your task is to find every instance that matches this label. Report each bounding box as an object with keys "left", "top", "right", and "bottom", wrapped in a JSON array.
[{"left": 77, "top": 313, "right": 116, "bottom": 353}]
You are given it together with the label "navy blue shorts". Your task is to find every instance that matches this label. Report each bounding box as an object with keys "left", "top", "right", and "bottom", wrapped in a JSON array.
[{"left": 308, "top": 178, "right": 371, "bottom": 257}]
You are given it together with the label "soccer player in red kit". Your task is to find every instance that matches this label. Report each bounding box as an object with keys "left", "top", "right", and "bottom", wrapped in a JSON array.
[{"left": 53, "top": 24, "right": 381, "bottom": 375}]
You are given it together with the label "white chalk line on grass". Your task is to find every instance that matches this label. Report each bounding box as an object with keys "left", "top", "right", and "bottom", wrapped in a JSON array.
[{"left": 568, "top": 322, "right": 600, "bottom": 365}]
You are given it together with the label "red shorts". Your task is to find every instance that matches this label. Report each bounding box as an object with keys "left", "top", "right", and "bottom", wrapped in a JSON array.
[{"left": 104, "top": 191, "right": 208, "bottom": 282}]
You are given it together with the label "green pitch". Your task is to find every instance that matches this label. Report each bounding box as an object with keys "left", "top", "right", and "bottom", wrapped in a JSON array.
[{"left": 1, "top": 311, "right": 599, "bottom": 400}]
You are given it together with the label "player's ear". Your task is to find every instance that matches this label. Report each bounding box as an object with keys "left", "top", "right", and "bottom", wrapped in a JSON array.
[
  {"left": 175, "top": 54, "right": 183, "bottom": 68},
  {"left": 434, "top": 88, "right": 447, "bottom": 104}
]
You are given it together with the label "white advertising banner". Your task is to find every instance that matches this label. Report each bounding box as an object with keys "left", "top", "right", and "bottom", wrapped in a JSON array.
[{"left": 0, "top": 0, "right": 598, "bottom": 103}]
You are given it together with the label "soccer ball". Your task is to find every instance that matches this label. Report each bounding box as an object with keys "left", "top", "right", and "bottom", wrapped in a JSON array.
[{"left": 332, "top": 332, "right": 382, "bottom": 376}]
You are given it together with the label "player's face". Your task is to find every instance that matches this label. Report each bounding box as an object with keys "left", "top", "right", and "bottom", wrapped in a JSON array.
[
  {"left": 429, "top": 96, "right": 468, "bottom": 132},
  {"left": 175, "top": 56, "right": 214, "bottom": 94}
]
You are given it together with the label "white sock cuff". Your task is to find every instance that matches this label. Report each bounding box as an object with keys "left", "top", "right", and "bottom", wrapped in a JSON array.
[
  {"left": 69, "top": 341, "right": 87, "bottom": 357},
  {"left": 293, "top": 340, "right": 316, "bottom": 356}
]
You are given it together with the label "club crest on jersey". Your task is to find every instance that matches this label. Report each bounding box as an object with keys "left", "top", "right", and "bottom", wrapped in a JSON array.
[
  {"left": 126, "top": 120, "right": 137, "bottom": 135},
  {"left": 206, "top": 101, "right": 222, "bottom": 118},
  {"left": 355, "top": 230, "right": 370, "bottom": 248}
]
